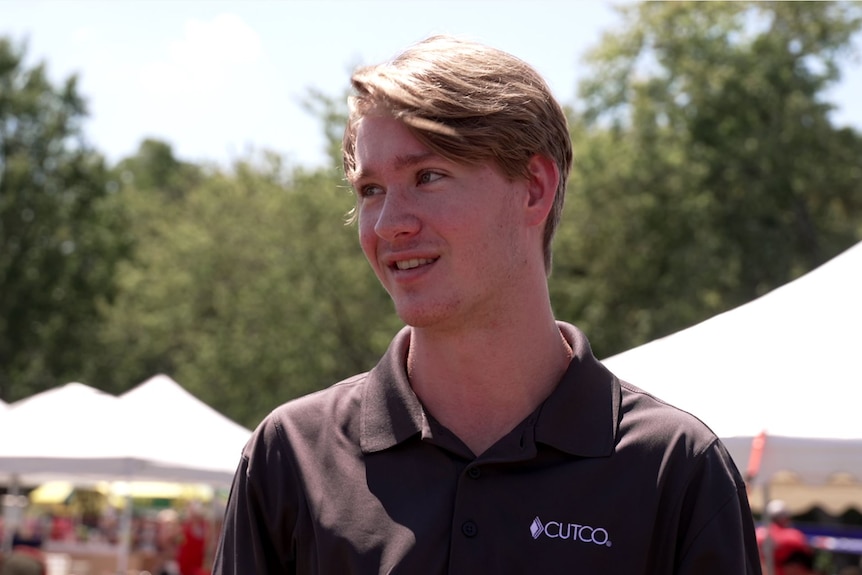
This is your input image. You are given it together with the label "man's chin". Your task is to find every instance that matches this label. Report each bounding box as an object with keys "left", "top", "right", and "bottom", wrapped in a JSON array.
[
  {"left": 395, "top": 304, "right": 465, "bottom": 332},
  {"left": 394, "top": 306, "right": 440, "bottom": 329}
]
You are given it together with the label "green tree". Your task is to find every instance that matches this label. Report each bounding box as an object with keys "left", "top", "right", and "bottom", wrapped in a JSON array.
[
  {"left": 93, "top": 136, "right": 400, "bottom": 427},
  {"left": 0, "top": 37, "right": 131, "bottom": 401},
  {"left": 551, "top": 1, "right": 862, "bottom": 357},
  {"left": 114, "top": 138, "right": 203, "bottom": 200}
]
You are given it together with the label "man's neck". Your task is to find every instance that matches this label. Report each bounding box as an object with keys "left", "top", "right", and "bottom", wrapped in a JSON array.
[{"left": 406, "top": 308, "right": 573, "bottom": 457}]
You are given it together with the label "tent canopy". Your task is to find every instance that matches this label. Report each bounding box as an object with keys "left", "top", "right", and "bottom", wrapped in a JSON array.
[
  {"left": 28, "top": 479, "right": 214, "bottom": 507},
  {"left": 116, "top": 374, "right": 252, "bottom": 482},
  {"left": 0, "top": 383, "right": 144, "bottom": 482},
  {"left": 0, "top": 376, "right": 250, "bottom": 568},
  {"left": 0, "top": 377, "right": 251, "bottom": 487},
  {"left": 602, "top": 241, "right": 862, "bottom": 512}
]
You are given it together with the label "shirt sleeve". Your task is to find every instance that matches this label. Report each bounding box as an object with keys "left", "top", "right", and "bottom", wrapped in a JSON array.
[
  {"left": 212, "top": 418, "right": 298, "bottom": 575},
  {"left": 674, "top": 440, "right": 763, "bottom": 575}
]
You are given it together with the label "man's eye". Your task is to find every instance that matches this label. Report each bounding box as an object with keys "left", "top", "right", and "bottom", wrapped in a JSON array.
[
  {"left": 359, "top": 184, "right": 383, "bottom": 198},
  {"left": 417, "top": 171, "right": 443, "bottom": 185}
]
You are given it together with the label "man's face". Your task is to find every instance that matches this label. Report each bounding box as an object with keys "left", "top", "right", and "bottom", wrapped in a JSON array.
[{"left": 349, "top": 114, "right": 533, "bottom": 331}]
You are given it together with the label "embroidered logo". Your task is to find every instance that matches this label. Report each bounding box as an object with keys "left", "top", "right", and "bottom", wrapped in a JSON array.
[
  {"left": 529, "top": 516, "right": 612, "bottom": 547},
  {"left": 530, "top": 517, "right": 545, "bottom": 539}
]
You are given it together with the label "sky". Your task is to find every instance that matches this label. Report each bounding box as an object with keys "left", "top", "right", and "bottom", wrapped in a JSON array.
[{"left": 2, "top": 0, "right": 861, "bottom": 170}]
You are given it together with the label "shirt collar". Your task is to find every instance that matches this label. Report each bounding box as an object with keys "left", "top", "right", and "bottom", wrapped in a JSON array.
[
  {"left": 359, "top": 322, "right": 622, "bottom": 458},
  {"left": 360, "top": 327, "right": 425, "bottom": 453},
  {"left": 534, "top": 322, "right": 621, "bottom": 458}
]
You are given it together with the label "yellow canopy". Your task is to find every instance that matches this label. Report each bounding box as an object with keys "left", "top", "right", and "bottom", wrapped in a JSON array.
[{"left": 28, "top": 480, "right": 214, "bottom": 507}]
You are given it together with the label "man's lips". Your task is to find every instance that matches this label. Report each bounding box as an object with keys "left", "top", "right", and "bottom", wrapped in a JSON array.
[{"left": 393, "top": 257, "right": 437, "bottom": 271}]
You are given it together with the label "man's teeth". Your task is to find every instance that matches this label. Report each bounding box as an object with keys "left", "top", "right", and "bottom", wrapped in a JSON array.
[{"left": 396, "top": 258, "right": 434, "bottom": 271}]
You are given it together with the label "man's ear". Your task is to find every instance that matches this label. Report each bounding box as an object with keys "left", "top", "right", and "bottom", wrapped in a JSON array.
[{"left": 523, "top": 154, "right": 560, "bottom": 228}]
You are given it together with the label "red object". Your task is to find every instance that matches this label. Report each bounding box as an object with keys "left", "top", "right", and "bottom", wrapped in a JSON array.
[
  {"left": 747, "top": 430, "right": 767, "bottom": 482},
  {"left": 756, "top": 523, "right": 811, "bottom": 575},
  {"left": 176, "top": 516, "right": 208, "bottom": 575}
]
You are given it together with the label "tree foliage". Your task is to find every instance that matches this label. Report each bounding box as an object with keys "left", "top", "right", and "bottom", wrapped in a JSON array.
[
  {"left": 550, "top": 1, "right": 862, "bottom": 357},
  {"left": 3, "top": 1, "right": 862, "bottom": 423},
  {"left": 0, "top": 38, "right": 130, "bottom": 400},
  {"left": 91, "top": 137, "right": 400, "bottom": 427}
]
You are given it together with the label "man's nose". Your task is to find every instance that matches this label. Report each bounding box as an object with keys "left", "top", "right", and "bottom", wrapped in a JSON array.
[{"left": 374, "top": 187, "right": 420, "bottom": 241}]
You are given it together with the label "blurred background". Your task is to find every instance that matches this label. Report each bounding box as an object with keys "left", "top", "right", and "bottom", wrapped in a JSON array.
[
  {"left": 1, "top": 0, "right": 858, "bottom": 426},
  {"left": 1, "top": 1, "right": 861, "bottom": 572}
]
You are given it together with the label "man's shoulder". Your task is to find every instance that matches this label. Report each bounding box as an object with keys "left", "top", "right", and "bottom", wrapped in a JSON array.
[
  {"left": 272, "top": 371, "right": 370, "bottom": 420},
  {"left": 617, "top": 379, "right": 722, "bottom": 455},
  {"left": 615, "top": 379, "right": 748, "bottom": 497},
  {"left": 247, "top": 372, "right": 372, "bottom": 445}
]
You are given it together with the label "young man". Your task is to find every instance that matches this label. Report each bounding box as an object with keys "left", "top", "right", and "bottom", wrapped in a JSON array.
[{"left": 213, "top": 35, "right": 761, "bottom": 574}]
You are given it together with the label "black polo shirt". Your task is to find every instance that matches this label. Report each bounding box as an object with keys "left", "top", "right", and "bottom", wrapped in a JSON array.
[{"left": 214, "top": 322, "right": 762, "bottom": 574}]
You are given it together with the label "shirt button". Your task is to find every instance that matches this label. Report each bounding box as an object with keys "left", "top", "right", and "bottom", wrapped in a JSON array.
[
  {"left": 461, "top": 520, "right": 478, "bottom": 538},
  {"left": 467, "top": 467, "right": 481, "bottom": 479}
]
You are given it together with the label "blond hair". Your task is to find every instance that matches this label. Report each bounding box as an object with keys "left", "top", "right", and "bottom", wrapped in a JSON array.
[{"left": 343, "top": 35, "right": 573, "bottom": 272}]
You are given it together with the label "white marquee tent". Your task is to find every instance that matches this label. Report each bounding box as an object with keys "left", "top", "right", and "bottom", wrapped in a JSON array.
[
  {"left": 0, "top": 377, "right": 250, "bottom": 486},
  {"left": 602, "top": 241, "right": 862, "bottom": 514},
  {"left": 0, "top": 376, "right": 252, "bottom": 569},
  {"left": 0, "top": 382, "right": 147, "bottom": 484},
  {"left": 116, "top": 374, "right": 252, "bottom": 483}
]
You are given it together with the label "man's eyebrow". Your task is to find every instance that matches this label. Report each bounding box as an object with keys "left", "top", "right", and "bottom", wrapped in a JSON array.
[{"left": 352, "top": 151, "right": 440, "bottom": 182}]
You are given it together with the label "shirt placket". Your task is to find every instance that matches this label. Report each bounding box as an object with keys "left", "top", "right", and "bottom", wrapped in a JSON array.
[{"left": 445, "top": 417, "right": 538, "bottom": 574}]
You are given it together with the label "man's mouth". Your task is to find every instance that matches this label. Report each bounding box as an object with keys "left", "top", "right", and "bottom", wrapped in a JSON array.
[{"left": 394, "top": 258, "right": 436, "bottom": 271}]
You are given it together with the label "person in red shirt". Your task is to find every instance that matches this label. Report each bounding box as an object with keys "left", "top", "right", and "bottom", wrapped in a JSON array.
[
  {"left": 757, "top": 500, "right": 814, "bottom": 575},
  {"left": 176, "top": 503, "right": 208, "bottom": 575}
]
